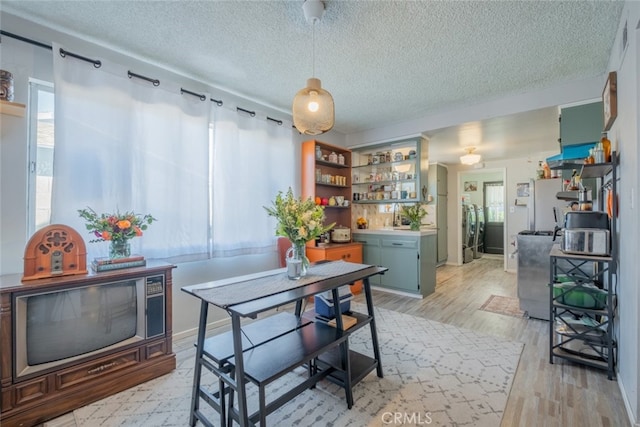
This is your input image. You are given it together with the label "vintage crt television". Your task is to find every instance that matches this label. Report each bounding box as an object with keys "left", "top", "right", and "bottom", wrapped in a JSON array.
[
  {"left": 13, "top": 275, "right": 165, "bottom": 379},
  {"left": 0, "top": 264, "right": 176, "bottom": 427}
]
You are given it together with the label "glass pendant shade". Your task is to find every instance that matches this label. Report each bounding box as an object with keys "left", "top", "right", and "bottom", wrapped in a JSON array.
[
  {"left": 292, "top": 77, "right": 334, "bottom": 135},
  {"left": 460, "top": 147, "right": 481, "bottom": 165}
]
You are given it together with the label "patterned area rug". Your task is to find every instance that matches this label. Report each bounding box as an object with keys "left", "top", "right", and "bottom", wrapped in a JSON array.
[
  {"left": 479, "top": 295, "right": 525, "bottom": 318},
  {"left": 71, "top": 303, "right": 523, "bottom": 426}
]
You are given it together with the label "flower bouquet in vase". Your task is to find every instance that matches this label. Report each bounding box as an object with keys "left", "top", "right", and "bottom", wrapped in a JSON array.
[
  {"left": 78, "top": 207, "right": 156, "bottom": 270},
  {"left": 264, "top": 188, "right": 334, "bottom": 279}
]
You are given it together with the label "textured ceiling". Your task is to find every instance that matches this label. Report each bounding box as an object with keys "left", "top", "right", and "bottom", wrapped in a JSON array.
[{"left": 1, "top": 1, "right": 625, "bottom": 163}]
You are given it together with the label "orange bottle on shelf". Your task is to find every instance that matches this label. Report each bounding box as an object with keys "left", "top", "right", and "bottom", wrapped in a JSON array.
[{"left": 601, "top": 132, "right": 611, "bottom": 162}]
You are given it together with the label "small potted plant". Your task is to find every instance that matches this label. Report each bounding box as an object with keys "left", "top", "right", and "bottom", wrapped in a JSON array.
[{"left": 401, "top": 202, "right": 427, "bottom": 231}]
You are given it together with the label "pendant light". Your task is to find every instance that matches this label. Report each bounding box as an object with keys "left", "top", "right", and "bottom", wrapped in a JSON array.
[
  {"left": 460, "top": 147, "right": 482, "bottom": 165},
  {"left": 292, "top": 0, "right": 334, "bottom": 135}
]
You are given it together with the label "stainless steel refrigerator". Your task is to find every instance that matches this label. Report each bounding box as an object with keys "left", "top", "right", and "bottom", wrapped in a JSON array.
[
  {"left": 527, "top": 178, "right": 566, "bottom": 232},
  {"left": 518, "top": 178, "right": 566, "bottom": 320}
]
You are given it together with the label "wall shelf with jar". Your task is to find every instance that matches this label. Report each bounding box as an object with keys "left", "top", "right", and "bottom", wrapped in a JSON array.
[
  {"left": 351, "top": 138, "right": 428, "bottom": 205},
  {"left": 302, "top": 140, "right": 353, "bottom": 229}
]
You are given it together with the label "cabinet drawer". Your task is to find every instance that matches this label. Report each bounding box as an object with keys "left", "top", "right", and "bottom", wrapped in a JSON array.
[
  {"left": 381, "top": 238, "right": 418, "bottom": 249},
  {"left": 56, "top": 348, "right": 141, "bottom": 390},
  {"left": 352, "top": 237, "right": 380, "bottom": 247},
  {"left": 325, "top": 247, "right": 361, "bottom": 262},
  {"left": 14, "top": 376, "right": 48, "bottom": 406}
]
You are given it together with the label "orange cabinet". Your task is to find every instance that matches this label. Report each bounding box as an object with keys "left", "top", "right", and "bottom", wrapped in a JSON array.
[{"left": 307, "top": 242, "right": 363, "bottom": 294}]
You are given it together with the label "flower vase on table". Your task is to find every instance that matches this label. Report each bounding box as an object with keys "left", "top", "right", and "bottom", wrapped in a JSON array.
[
  {"left": 285, "top": 242, "right": 309, "bottom": 280},
  {"left": 264, "top": 188, "right": 335, "bottom": 280},
  {"left": 109, "top": 240, "right": 131, "bottom": 259},
  {"left": 78, "top": 207, "right": 156, "bottom": 263}
]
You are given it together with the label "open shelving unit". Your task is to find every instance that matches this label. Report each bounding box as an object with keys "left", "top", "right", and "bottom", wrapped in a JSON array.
[{"left": 549, "top": 152, "right": 618, "bottom": 380}]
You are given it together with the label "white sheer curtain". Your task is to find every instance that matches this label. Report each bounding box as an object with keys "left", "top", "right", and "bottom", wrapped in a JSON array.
[
  {"left": 485, "top": 182, "right": 505, "bottom": 222},
  {"left": 211, "top": 106, "right": 295, "bottom": 257},
  {"left": 51, "top": 43, "right": 211, "bottom": 262}
]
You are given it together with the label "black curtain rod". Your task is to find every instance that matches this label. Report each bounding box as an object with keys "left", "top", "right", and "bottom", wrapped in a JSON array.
[
  {"left": 60, "top": 48, "right": 101, "bottom": 68},
  {"left": 3, "top": 29, "right": 287, "bottom": 125},
  {"left": 0, "top": 30, "right": 52, "bottom": 50},
  {"left": 181, "top": 88, "right": 206, "bottom": 101},
  {"left": 127, "top": 70, "right": 159, "bottom": 86},
  {"left": 236, "top": 107, "right": 256, "bottom": 117},
  {"left": 267, "top": 116, "right": 283, "bottom": 126}
]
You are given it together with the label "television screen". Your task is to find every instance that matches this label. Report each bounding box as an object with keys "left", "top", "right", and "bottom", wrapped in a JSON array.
[{"left": 26, "top": 281, "right": 137, "bottom": 365}]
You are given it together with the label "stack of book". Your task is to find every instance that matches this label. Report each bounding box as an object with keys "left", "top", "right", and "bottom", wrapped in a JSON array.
[
  {"left": 315, "top": 313, "right": 358, "bottom": 330},
  {"left": 92, "top": 255, "right": 146, "bottom": 272}
]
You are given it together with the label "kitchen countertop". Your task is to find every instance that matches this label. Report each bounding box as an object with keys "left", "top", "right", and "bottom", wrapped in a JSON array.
[{"left": 353, "top": 227, "right": 437, "bottom": 237}]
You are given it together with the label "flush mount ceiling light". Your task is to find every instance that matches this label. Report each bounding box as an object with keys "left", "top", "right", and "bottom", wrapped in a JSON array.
[
  {"left": 292, "top": 0, "right": 334, "bottom": 135},
  {"left": 460, "top": 147, "right": 482, "bottom": 165}
]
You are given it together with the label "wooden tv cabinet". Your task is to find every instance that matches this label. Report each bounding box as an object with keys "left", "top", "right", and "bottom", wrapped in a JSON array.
[{"left": 0, "top": 263, "right": 176, "bottom": 427}]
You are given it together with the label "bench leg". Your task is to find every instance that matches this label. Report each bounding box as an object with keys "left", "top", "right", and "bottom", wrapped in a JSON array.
[{"left": 189, "top": 301, "right": 209, "bottom": 426}]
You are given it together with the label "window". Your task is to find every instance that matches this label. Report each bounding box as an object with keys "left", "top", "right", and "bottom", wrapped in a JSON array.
[
  {"left": 29, "top": 56, "right": 293, "bottom": 261},
  {"left": 484, "top": 181, "right": 504, "bottom": 223},
  {"left": 27, "top": 80, "right": 55, "bottom": 236}
]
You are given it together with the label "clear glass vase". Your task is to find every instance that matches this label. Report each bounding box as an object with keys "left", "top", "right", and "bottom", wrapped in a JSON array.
[
  {"left": 109, "top": 240, "right": 131, "bottom": 259},
  {"left": 409, "top": 221, "right": 421, "bottom": 231},
  {"left": 285, "top": 242, "right": 309, "bottom": 280}
]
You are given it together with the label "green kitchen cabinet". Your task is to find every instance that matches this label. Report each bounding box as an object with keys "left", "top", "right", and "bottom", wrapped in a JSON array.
[
  {"left": 559, "top": 102, "right": 603, "bottom": 147},
  {"left": 353, "top": 231, "right": 436, "bottom": 297},
  {"left": 380, "top": 237, "right": 419, "bottom": 292},
  {"left": 352, "top": 235, "right": 381, "bottom": 285}
]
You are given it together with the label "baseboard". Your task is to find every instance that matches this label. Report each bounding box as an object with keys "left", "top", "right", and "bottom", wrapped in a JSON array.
[
  {"left": 172, "top": 317, "right": 231, "bottom": 341},
  {"left": 618, "top": 376, "right": 640, "bottom": 427},
  {"left": 370, "top": 285, "right": 424, "bottom": 299}
]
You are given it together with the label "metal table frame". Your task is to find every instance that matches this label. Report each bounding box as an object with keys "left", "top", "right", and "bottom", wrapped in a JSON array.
[{"left": 182, "top": 261, "right": 386, "bottom": 427}]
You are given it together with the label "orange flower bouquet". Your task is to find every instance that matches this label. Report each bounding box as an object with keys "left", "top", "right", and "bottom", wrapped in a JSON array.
[{"left": 78, "top": 207, "right": 156, "bottom": 258}]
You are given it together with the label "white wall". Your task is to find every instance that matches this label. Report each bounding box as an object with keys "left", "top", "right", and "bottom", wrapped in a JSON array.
[{"left": 607, "top": 2, "right": 640, "bottom": 423}]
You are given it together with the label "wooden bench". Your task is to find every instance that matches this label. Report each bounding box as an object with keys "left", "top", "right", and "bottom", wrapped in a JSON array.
[
  {"left": 193, "top": 312, "right": 311, "bottom": 427},
  {"left": 196, "top": 310, "right": 360, "bottom": 427},
  {"left": 227, "top": 319, "right": 351, "bottom": 426}
]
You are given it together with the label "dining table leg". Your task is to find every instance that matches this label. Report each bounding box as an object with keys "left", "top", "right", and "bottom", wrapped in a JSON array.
[
  {"left": 231, "top": 312, "right": 249, "bottom": 426},
  {"left": 364, "top": 277, "right": 383, "bottom": 378}
]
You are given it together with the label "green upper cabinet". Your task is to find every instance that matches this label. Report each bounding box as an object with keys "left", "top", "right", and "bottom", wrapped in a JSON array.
[
  {"left": 351, "top": 137, "right": 429, "bottom": 204},
  {"left": 560, "top": 102, "right": 604, "bottom": 147}
]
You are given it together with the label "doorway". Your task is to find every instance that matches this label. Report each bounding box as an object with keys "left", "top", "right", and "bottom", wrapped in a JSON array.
[
  {"left": 483, "top": 181, "right": 505, "bottom": 254},
  {"left": 457, "top": 168, "right": 507, "bottom": 270}
]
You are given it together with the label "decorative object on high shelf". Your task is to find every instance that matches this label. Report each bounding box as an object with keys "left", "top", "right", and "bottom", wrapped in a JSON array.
[
  {"left": 401, "top": 202, "right": 427, "bottom": 231},
  {"left": 292, "top": 0, "right": 334, "bottom": 135},
  {"left": 460, "top": 147, "right": 482, "bottom": 165},
  {"left": 78, "top": 207, "right": 156, "bottom": 260},
  {"left": 22, "top": 224, "right": 88, "bottom": 281},
  {"left": 602, "top": 71, "right": 617, "bottom": 131},
  {"left": 0, "top": 69, "right": 14, "bottom": 101},
  {"left": 264, "top": 187, "right": 334, "bottom": 279}
]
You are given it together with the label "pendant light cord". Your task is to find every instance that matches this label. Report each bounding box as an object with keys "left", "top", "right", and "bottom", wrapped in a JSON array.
[{"left": 312, "top": 20, "right": 316, "bottom": 78}]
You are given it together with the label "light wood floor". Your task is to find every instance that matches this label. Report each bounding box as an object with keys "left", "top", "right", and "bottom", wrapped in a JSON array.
[
  {"left": 47, "top": 256, "right": 630, "bottom": 427},
  {"left": 355, "top": 256, "right": 630, "bottom": 427}
]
